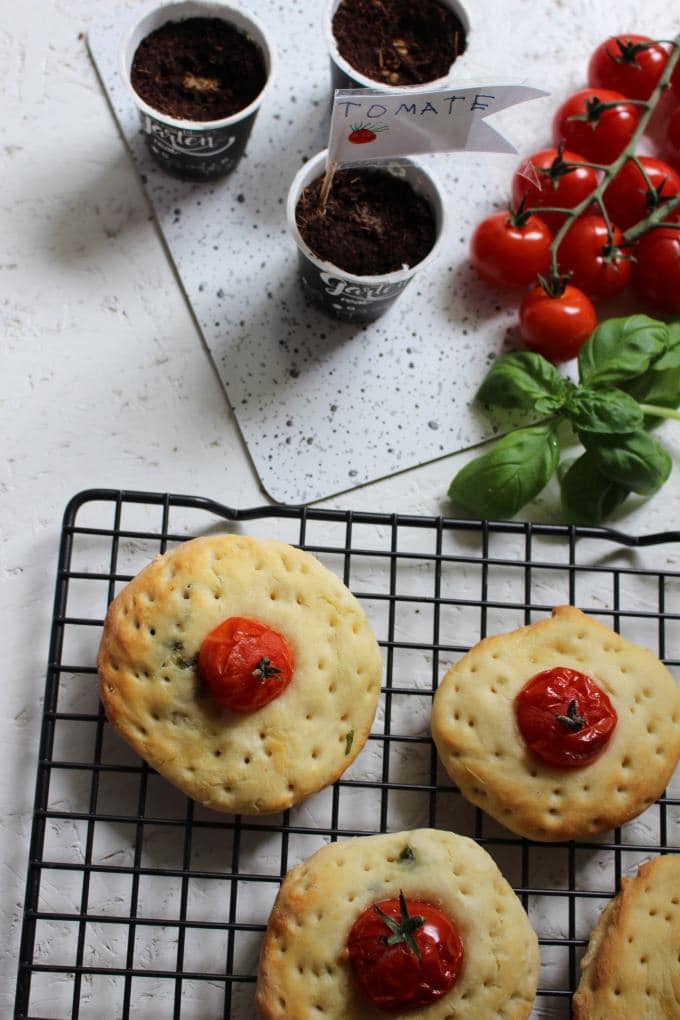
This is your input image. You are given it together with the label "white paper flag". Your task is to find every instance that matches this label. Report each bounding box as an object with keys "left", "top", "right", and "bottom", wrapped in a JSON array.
[{"left": 327, "top": 85, "right": 548, "bottom": 166}]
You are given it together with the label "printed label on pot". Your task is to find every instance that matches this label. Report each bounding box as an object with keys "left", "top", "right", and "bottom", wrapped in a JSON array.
[
  {"left": 138, "top": 110, "right": 256, "bottom": 180},
  {"left": 299, "top": 257, "right": 409, "bottom": 322},
  {"left": 327, "top": 85, "right": 548, "bottom": 165},
  {"left": 320, "top": 272, "right": 405, "bottom": 303},
  {"left": 143, "top": 115, "right": 237, "bottom": 157}
]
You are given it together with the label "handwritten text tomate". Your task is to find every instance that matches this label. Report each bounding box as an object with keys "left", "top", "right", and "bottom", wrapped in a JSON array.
[{"left": 327, "top": 85, "right": 548, "bottom": 164}]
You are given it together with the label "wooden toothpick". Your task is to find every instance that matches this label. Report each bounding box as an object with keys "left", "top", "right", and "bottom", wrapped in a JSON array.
[{"left": 319, "top": 160, "right": 337, "bottom": 213}]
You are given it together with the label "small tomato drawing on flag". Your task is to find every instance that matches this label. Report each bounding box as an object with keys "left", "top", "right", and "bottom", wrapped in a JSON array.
[{"left": 347, "top": 121, "right": 388, "bottom": 144}]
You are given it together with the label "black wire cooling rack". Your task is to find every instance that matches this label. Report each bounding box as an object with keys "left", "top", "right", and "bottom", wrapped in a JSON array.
[{"left": 15, "top": 488, "right": 680, "bottom": 1020}]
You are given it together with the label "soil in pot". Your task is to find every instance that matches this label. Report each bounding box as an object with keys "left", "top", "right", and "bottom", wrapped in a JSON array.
[
  {"left": 296, "top": 168, "right": 437, "bottom": 276},
  {"left": 332, "top": 0, "right": 466, "bottom": 87},
  {"left": 131, "top": 17, "right": 267, "bottom": 121}
]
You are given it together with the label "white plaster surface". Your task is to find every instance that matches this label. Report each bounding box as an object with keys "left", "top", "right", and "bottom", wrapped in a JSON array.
[{"left": 2, "top": 1, "right": 679, "bottom": 1017}]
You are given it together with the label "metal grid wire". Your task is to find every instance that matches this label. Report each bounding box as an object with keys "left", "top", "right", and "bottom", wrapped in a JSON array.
[{"left": 15, "top": 488, "right": 680, "bottom": 1019}]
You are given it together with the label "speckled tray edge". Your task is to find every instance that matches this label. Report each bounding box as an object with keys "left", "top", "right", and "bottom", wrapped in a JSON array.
[{"left": 88, "top": 0, "right": 553, "bottom": 504}]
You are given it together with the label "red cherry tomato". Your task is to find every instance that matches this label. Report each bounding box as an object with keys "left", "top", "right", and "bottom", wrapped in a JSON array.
[
  {"left": 515, "top": 666, "right": 617, "bottom": 768},
  {"left": 666, "top": 106, "right": 680, "bottom": 166},
  {"left": 519, "top": 284, "right": 598, "bottom": 362},
  {"left": 198, "top": 616, "right": 294, "bottom": 712},
  {"left": 556, "top": 216, "right": 631, "bottom": 298},
  {"left": 553, "top": 89, "right": 641, "bottom": 164},
  {"left": 347, "top": 892, "right": 463, "bottom": 1012},
  {"left": 511, "top": 148, "right": 599, "bottom": 232},
  {"left": 603, "top": 156, "right": 680, "bottom": 230},
  {"left": 588, "top": 35, "right": 669, "bottom": 100},
  {"left": 470, "top": 211, "right": 552, "bottom": 288},
  {"left": 632, "top": 228, "right": 680, "bottom": 313}
]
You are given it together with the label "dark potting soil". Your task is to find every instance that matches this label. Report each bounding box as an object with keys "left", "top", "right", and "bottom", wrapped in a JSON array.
[
  {"left": 131, "top": 17, "right": 267, "bottom": 121},
  {"left": 296, "top": 168, "right": 436, "bottom": 277},
  {"left": 332, "top": 0, "right": 466, "bottom": 86}
]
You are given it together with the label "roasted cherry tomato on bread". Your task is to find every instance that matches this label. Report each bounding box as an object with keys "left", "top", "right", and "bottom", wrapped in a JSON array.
[
  {"left": 519, "top": 284, "right": 597, "bottom": 362},
  {"left": 632, "top": 227, "right": 680, "bottom": 314},
  {"left": 515, "top": 667, "right": 617, "bottom": 768},
  {"left": 587, "top": 35, "right": 669, "bottom": 100},
  {"left": 198, "top": 616, "right": 294, "bottom": 712},
  {"left": 552, "top": 88, "right": 641, "bottom": 164},
  {"left": 511, "top": 148, "right": 598, "bottom": 232},
  {"left": 604, "top": 156, "right": 680, "bottom": 230},
  {"left": 556, "top": 216, "right": 631, "bottom": 298},
  {"left": 470, "top": 210, "right": 552, "bottom": 288},
  {"left": 347, "top": 890, "right": 463, "bottom": 1012}
]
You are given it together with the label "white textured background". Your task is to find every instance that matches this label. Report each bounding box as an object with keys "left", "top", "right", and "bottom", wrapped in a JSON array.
[{"left": 2, "top": 0, "right": 679, "bottom": 1016}]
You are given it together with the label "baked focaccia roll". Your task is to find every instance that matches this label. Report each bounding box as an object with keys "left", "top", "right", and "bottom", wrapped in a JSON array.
[
  {"left": 256, "top": 828, "right": 539, "bottom": 1019},
  {"left": 573, "top": 854, "right": 680, "bottom": 1019},
  {"left": 97, "top": 535, "right": 382, "bottom": 814},
  {"left": 432, "top": 606, "right": 680, "bottom": 841}
]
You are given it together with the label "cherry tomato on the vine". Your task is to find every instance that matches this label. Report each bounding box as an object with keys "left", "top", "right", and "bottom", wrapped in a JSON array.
[
  {"left": 556, "top": 216, "right": 631, "bottom": 298},
  {"left": 552, "top": 88, "right": 641, "bottom": 164},
  {"left": 511, "top": 148, "right": 598, "bottom": 232},
  {"left": 632, "top": 228, "right": 680, "bottom": 313},
  {"left": 666, "top": 106, "right": 680, "bottom": 167},
  {"left": 515, "top": 667, "right": 618, "bottom": 768},
  {"left": 519, "top": 284, "right": 597, "bottom": 362},
  {"left": 588, "top": 35, "right": 669, "bottom": 101},
  {"left": 604, "top": 156, "right": 680, "bottom": 230},
  {"left": 198, "top": 616, "right": 294, "bottom": 712},
  {"left": 470, "top": 211, "right": 552, "bottom": 288},
  {"left": 347, "top": 891, "right": 463, "bottom": 1012}
]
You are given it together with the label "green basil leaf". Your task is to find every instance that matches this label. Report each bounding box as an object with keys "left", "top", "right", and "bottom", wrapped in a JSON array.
[
  {"left": 559, "top": 451, "right": 630, "bottom": 524},
  {"left": 578, "top": 315, "right": 668, "bottom": 388},
  {"left": 564, "top": 388, "right": 643, "bottom": 434},
  {"left": 581, "top": 430, "right": 672, "bottom": 496},
  {"left": 477, "top": 352, "right": 567, "bottom": 413},
  {"left": 652, "top": 322, "right": 680, "bottom": 371},
  {"left": 622, "top": 366, "right": 680, "bottom": 418},
  {"left": 448, "top": 424, "right": 559, "bottom": 519}
]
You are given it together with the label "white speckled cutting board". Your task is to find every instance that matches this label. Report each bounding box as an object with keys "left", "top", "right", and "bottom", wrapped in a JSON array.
[{"left": 88, "top": 1, "right": 659, "bottom": 504}]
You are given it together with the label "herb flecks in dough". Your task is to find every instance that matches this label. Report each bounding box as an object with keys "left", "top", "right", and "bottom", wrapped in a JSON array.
[
  {"left": 345, "top": 730, "right": 355, "bottom": 755},
  {"left": 174, "top": 653, "right": 197, "bottom": 670},
  {"left": 167, "top": 640, "right": 196, "bottom": 671},
  {"left": 398, "top": 846, "right": 416, "bottom": 865}
]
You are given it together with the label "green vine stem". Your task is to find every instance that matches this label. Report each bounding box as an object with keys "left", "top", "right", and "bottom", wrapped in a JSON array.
[
  {"left": 622, "top": 191, "right": 680, "bottom": 242},
  {"left": 534, "top": 32, "right": 680, "bottom": 283}
]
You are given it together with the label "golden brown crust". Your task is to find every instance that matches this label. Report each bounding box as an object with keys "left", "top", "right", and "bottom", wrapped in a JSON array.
[
  {"left": 255, "top": 828, "right": 539, "bottom": 1020},
  {"left": 573, "top": 855, "right": 680, "bottom": 1019},
  {"left": 431, "top": 606, "right": 680, "bottom": 841},
  {"left": 97, "top": 534, "right": 382, "bottom": 814}
]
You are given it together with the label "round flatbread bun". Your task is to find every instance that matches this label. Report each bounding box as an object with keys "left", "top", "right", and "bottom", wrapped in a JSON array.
[
  {"left": 432, "top": 606, "right": 680, "bottom": 841},
  {"left": 97, "top": 534, "right": 382, "bottom": 814},
  {"left": 256, "top": 828, "right": 539, "bottom": 1020},
  {"left": 573, "top": 854, "right": 680, "bottom": 1019}
]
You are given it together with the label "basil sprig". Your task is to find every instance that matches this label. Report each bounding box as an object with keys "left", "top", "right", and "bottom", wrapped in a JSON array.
[{"left": 448, "top": 315, "right": 680, "bottom": 524}]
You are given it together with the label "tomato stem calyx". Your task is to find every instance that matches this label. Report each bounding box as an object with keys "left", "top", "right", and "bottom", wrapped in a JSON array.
[
  {"left": 507, "top": 197, "right": 534, "bottom": 228},
  {"left": 375, "top": 891, "right": 425, "bottom": 961},
  {"left": 539, "top": 145, "right": 578, "bottom": 182},
  {"left": 607, "top": 37, "right": 661, "bottom": 66},
  {"left": 537, "top": 271, "right": 569, "bottom": 298},
  {"left": 251, "top": 656, "right": 282, "bottom": 680},
  {"left": 555, "top": 698, "right": 585, "bottom": 732}
]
